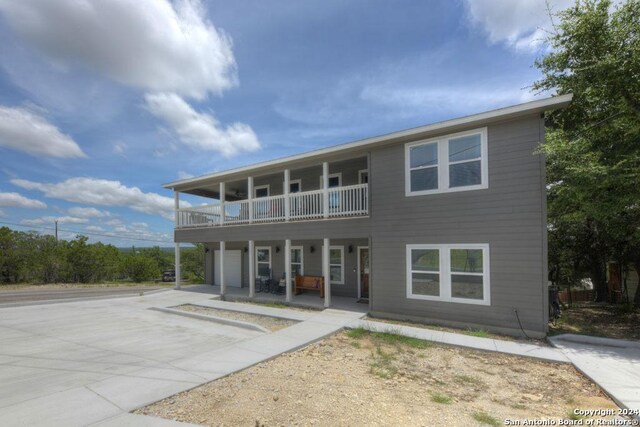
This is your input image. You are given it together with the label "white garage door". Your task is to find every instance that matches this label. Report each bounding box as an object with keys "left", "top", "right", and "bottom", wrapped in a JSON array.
[{"left": 214, "top": 250, "right": 242, "bottom": 287}]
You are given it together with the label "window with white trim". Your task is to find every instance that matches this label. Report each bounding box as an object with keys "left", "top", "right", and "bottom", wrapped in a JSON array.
[
  {"left": 329, "top": 246, "right": 344, "bottom": 285},
  {"left": 406, "top": 244, "right": 490, "bottom": 305},
  {"left": 405, "top": 128, "right": 488, "bottom": 196},
  {"left": 256, "top": 246, "right": 271, "bottom": 280},
  {"left": 291, "top": 246, "right": 304, "bottom": 277}
]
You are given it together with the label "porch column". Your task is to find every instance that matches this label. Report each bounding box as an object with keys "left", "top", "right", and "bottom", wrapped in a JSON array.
[
  {"left": 322, "top": 162, "right": 329, "bottom": 218},
  {"left": 248, "top": 240, "right": 255, "bottom": 298},
  {"left": 174, "top": 243, "right": 181, "bottom": 290},
  {"left": 220, "top": 241, "right": 226, "bottom": 296},
  {"left": 174, "top": 191, "right": 181, "bottom": 290},
  {"left": 174, "top": 191, "right": 180, "bottom": 228},
  {"left": 323, "top": 237, "right": 331, "bottom": 307},
  {"left": 284, "top": 169, "right": 290, "bottom": 222},
  {"left": 248, "top": 176, "right": 254, "bottom": 223},
  {"left": 219, "top": 182, "right": 225, "bottom": 226},
  {"left": 285, "top": 239, "right": 292, "bottom": 302}
]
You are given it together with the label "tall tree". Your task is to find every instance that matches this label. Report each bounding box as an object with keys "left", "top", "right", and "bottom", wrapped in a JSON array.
[{"left": 534, "top": 0, "right": 640, "bottom": 302}]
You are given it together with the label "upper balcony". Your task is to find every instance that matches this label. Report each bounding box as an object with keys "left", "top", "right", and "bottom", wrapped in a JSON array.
[{"left": 173, "top": 156, "right": 369, "bottom": 229}]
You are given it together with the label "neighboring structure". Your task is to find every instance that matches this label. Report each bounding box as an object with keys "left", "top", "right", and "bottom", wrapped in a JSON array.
[{"left": 164, "top": 94, "right": 573, "bottom": 337}]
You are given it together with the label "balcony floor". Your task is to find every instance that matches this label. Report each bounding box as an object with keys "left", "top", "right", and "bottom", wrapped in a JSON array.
[{"left": 183, "top": 284, "right": 369, "bottom": 313}]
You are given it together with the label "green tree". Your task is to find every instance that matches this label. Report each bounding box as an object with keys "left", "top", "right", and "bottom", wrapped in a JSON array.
[
  {"left": 121, "top": 252, "right": 160, "bottom": 283},
  {"left": 181, "top": 244, "right": 205, "bottom": 282},
  {"left": 534, "top": 0, "right": 640, "bottom": 302}
]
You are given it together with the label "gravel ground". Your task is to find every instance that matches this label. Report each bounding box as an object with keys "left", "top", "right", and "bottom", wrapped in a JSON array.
[
  {"left": 175, "top": 304, "right": 299, "bottom": 332},
  {"left": 137, "top": 330, "right": 617, "bottom": 427}
]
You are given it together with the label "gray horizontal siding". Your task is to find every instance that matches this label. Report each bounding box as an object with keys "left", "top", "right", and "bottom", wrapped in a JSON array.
[
  {"left": 176, "top": 216, "right": 371, "bottom": 242},
  {"left": 369, "top": 114, "right": 547, "bottom": 335},
  {"left": 185, "top": 113, "right": 548, "bottom": 336}
]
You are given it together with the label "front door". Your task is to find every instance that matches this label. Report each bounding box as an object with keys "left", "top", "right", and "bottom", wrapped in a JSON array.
[{"left": 358, "top": 247, "right": 370, "bottom": 299}]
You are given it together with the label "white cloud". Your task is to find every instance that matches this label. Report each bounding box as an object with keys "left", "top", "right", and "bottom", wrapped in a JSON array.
[
  {"left": 68, "top": 206, "right": 110, "bottom": 218},
  {"left": 463, "top": 0, "right": 574, "bottom": 52},
  {"left": 0, "top": 209, "right": 5, "bottom": 217},
  {"left": 11, "top": 177, "right": 190, "bottom": 220},
  {"left": 109, "top": 222, "right": 170, "bottom": 242},
  {"left": 0, "top": 0, "right": 237, "bottom": 99},
  {"left": 85, "top": 225, "right": 105, "bottom": 232},
  {"left": 145, "top": 92, "right": 260, "bottom": 157},
  {"left": 0, "top": 105, "right": 85, "bottom": 158},
  {"left": 0, "top": 191, "right": 47, "bottom": 209},
  {"left": 178, "top": 171, "right": 194, "bottom": 180},
  {"left": 360, "top": 84, "right": 536, "bottom": 117},
  {"left": 21, "top": 216, "right": 88, "bottom": 226},
  {"left": 113, "top": 142, "right": 126, "bottom": 155}
]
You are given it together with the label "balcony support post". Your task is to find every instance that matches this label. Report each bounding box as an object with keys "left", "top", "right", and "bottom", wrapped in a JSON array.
[
  {"left": 174, "top": 191, "right": 181, "bottom": 290},
  {"left": 174, "top": 191, "right": 180, "bottom": 228},
  {"left": 323, "top": 237, "right": 331, "bottom": 308},
  {"left": 285, "top": 239, "right": 292, "bottom": 302},
  {"left": 248, "top": 240, "right": 255, "bottom": 297},
  {"left": 220, "top": 240, "right": 226, "bottom": 296},
  {"left": 248, "top": 176, "right": 253, "bottom": 224},
  {"left": 219, "top": 182, "right": 225, "bottom": 226},
  {"left": 284, "top": 169, "right": 290, "bottom": 222},
  {"left": 322, "top": 162, "right": 329, "bottom": 218},
  {"left": 174, "top": 242, "right": 181, "bottom": 290}
]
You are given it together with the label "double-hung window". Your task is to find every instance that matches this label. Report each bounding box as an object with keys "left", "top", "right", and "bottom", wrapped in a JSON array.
[
  {"left": 406, "top": 244, "right": 490, "bottom": 305},
  {"left": 291, "top": 246, "right": 304, "bottom": 277},
  {"left": 406, "top": 128, "right": 487, "bottom": 196},
  {"left": 329, "top": 246, "right": 344, "bottom": 285},
  {"left": 256, "top": 247, "right": 272, "bottom": 280}
]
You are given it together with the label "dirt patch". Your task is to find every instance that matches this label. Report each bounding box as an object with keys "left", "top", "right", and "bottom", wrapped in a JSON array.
[
  {"left": 550, "top": 303, "right": 640, "bottom": 340},
  {"left": 233, "top": 299, "right": 320, "bottom": 312},
  {"left": 365, "top": 315, "right": 548, "bottom": 344},
  {"left": 136, "top": 330, "right": 618, "bottom": 427},
  {"left": 174, "top": 304, "right": 298, "bottom": 332}
]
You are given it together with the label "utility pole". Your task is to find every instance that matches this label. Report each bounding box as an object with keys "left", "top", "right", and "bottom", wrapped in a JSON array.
[{"left": 54, "top": 220, "right": 58, "bottom": 242}]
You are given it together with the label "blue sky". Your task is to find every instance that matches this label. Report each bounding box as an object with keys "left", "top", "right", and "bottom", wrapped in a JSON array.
[{"left": 0, "top": 0, "right": 570, "bottom": 246}]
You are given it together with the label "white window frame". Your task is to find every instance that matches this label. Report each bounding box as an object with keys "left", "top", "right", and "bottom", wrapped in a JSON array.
[
  {"left": 255, "top": 246, "right": 272, "bottom": 279},
  {"left": 254, "top": 184, "right": 270, "bottom": 198},
  {"left": 406, "top": 243, "right": 490, "bottom": 306},
  {"left": 288, "top": 179, "right": 302, "bottom": 193},
  {"left": 405, "top": 128, "right": 488, "bottom": 196},
  {"left": 324, "top": 245, "right": 345, "bottom": 285},
  {"left": 358, "top": 169, "right": 369, "bottom": 184},
  {"left": 291, "top": 246, "right": 304, "bottom": 277},
  {"left": 319, "top": 173, "right": 342, "bottom": 188}
]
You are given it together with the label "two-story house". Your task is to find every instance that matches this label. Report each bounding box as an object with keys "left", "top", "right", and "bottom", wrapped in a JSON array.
[{"left": 163, "top": 94, "right": 572, "bottom": 337}]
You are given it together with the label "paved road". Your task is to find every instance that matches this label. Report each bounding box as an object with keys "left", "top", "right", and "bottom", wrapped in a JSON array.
[{"left": 0, "top": 286, "right": 166, "bottom": 305}]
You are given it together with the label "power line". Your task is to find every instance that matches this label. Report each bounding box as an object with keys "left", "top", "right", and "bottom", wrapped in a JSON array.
[{"left": 0, "top": 221, "right": 173, "bottom": 244}]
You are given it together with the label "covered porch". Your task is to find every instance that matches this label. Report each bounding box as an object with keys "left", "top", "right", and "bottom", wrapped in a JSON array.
[
  {"left": 204, "top": 284, "right": 369, "bottom": 313},
  {"left": 193, "top": 237, "right": 370, "bottom": 310}
]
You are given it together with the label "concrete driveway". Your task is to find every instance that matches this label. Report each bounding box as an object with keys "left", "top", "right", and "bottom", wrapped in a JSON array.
[{"left": 0, "top": 288, "right": 262, "bottom": 426}]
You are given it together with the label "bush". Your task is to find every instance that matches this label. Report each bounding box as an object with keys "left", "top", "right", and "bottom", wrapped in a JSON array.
[{"left": 120, "top": 253, "right": 160, "bottom": 283}]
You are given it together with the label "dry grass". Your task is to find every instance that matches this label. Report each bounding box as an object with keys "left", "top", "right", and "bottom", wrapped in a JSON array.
[
  {"left": 137, "top": 331, "right": 618, "bottom": 426},
  {"left": 549, "top": 303, "right": 640, "bottom": 340}
]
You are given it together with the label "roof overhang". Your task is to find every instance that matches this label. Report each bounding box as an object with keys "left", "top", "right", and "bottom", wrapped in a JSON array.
[{"left": 164, "top": 94, "right": 572, "bottom": 192}]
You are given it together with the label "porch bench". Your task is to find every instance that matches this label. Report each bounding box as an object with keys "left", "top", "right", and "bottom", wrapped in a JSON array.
[{"left": 295, "top": 275, "right": 324, "bottom": 298}]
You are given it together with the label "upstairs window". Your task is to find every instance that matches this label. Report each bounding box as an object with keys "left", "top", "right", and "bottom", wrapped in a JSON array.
[{"left": 406, "top": 128, "right": 487, "bottom": 196}]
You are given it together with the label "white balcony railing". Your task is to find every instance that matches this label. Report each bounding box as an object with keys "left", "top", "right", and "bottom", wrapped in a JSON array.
[{"left": 176, "top": 183, "right": 368, "bottom": 228}]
